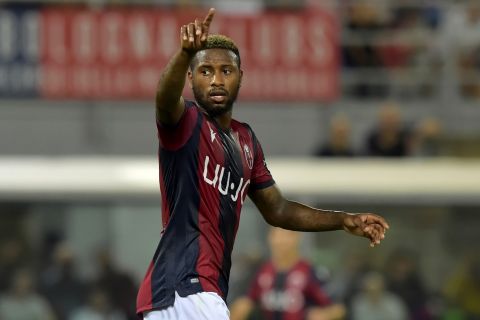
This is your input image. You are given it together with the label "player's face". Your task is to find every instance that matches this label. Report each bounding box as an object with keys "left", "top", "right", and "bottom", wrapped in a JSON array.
[
  {"left": 189, "top": 49, "right": 242, "bottom": 117},
  {"left": 268, "top": 227, "right": 301, "bottom": 256}
]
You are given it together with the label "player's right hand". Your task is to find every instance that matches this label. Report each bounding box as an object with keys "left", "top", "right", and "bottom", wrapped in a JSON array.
[
  {"left": 180, "top": 8, "right": 215, "bottom": 54},
  {"left": 343, "top": 213, "right": 389, "bottom": 247}
]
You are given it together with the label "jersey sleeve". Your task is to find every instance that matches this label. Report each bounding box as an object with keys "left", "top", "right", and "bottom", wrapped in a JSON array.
[
  {"left": 248, "top": 127, "right": 275, "bottom": 191},
  {"left": 156, "top": 100, "right": 198, "bottom": 150},
  {"left": 305, "top": 266, "right": 332, "bottom": 307}
]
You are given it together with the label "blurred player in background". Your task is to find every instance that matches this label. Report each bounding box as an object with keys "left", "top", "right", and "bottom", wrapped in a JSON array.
[
  {"left": 230, "top": 227, "right": 345, "bottom": 320},
  {"left": 136, "top": 8, "right": 389, "bottom": 320}
]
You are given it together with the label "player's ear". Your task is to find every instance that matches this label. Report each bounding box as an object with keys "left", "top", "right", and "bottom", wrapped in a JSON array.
[
  {"left": 239, "top": 69, "right": 243, "bottom": 87},
  {"left": 187, "top": 70, "right": 193, "bottom": 89}
]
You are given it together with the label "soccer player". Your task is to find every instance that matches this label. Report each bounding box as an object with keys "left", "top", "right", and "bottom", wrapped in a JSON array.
[
  {"left": 230, "top": 227, "right": 346, "bottom": 320},
  {"left": 136, "top": 8, "right": 389, "bottom": 320}
]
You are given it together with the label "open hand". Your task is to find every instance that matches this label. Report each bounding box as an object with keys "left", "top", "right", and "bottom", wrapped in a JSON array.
[
  {"left": 180, "top": 8, "right": 215, "bottom": 53},
  {"left": 343, "top": 213, "right": 389, "bottom": 247}
]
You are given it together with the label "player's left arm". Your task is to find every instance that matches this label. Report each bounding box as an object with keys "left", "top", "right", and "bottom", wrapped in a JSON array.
[{"left": 249, "top": 185, "right": 389, "bottom": 247}]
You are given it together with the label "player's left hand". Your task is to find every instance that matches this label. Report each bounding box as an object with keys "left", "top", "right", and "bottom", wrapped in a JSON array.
[{"left": 343, "top": 213, "right": 389, "bottom": 247}]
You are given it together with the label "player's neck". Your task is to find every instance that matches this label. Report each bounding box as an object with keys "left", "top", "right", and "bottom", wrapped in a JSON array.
[
  {"left": 213, "top": 111, "right": 233, "bottom": 131},
  {"left": 272, "top": 252, "right": 300, "bottom": 272}
]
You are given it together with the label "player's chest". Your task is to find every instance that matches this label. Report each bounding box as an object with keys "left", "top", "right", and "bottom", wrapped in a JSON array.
[
  {"left": 197, "top": 121, "right": 253, "bottom": 203},
  {"left": 198, "top": 121, "right": 254, "bottom": 178}
]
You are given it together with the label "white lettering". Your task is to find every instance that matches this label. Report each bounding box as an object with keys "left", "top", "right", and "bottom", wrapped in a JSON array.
[
  {"left": 21, "top": 11, "right": 40, "bottom": 62},
  {"left": 230, "top": 178, "right": 243, "bottom": 202},
  {"left": 281, "top": 17, "right": 302, "bottom": 66},
  {"left": 101, "top": 13, "right": 123, "bottom": 63},
  {"left": 72, "top": 13, "right": 95, "bottom": 62},
  {"left": 218, "top": 168, "right": 231, "bottom": 196},
  {"left": 253, "top": 18, "right": 274, "bottom": 66},
  {"left": 203, "top": 156, "right": 220, "bottom": 187},
  {"left": 47, "top": 14, "right": 67, "bottom": 63},
  {"left": 308, "top": 20, "right": 331, "bottom": 67},
  {"left": 129, "top": 15, "right": 151, "bottom": 61},
  {"left": 158, "top": 17, "right": 177, "bottom": 59},
  {"left": 240, "top": 179, "right": 250, "bottom": 204},
  {"left": 202, "top": 156, "right": 250, "bottom": 203},
  {"left": 225, "top": 21, "right": 248, "bottom": 62}
]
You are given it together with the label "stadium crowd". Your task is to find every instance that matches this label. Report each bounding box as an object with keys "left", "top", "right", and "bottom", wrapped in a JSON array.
[
  {"left": 0, "top": 234, "right": 137, "bottom": 320},
  {"left": 313, "top": 102, "right": 443, "bottom": 157},
  {"left": 1, "top": 229, "right": 480, "bottom": 320}
]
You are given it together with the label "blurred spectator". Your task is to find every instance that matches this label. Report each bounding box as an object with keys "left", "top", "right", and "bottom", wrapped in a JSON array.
[
  {"left": 385, "top": 248, "right": 432, "bottom": 320},
  {"left": 230, "top": 227, "right": 345, "bottom": 320},
  {"left": 380, "top": 1, "right": 421, "bottom": 70},
  {"left": 40, "top": 242, "right": 87, "bottom": 319},
  {"left": 443, "top": 253, "right": 480, "bottom": 319},
  {"left": 69, "top": 287, "right": 126, "bottom": 320},
  {"left": 314, "top": 114, "right": 355, "bottom": 157},
  {"left": 412, "top": 118, "right": 443, "bottom": 156},
  {"left": 351, "top": 271, "right": 408, "bottom": 320},
  {"left": 325, "top": 251, "right": 373, "bottom": 320},
  {"left": 94, "top": 248, "right": 137, "bottom": 320},
  {"left": 0, "top": 269, "right": 56, "bottom": 320},
  {"left": 441, "top": 1, "right": 480, "bottom": 99},
  {"left": 456, "top": 1, "right": 480, "bottom": 100},
  {"left": 389, "top": 0, "right": 441, "bottom": 31},
  {"left": 342, "top": 1, "right": 389, "bottom": 98},
  {"left": 365, "top": 102, "right": 412, "bottom": 157},
  {"left": 0, "top": 238, "right": 29, "bottom": 292}
]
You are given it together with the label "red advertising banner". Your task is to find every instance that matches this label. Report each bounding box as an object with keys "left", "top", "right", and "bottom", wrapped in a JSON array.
[{"left": 40, "top": 8, "right": 338, "bottom": 101}]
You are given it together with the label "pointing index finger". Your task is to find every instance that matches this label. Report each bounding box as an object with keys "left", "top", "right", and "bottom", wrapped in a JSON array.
[{"left": 203, "top": 8, "right": 215, "bottom": 27}]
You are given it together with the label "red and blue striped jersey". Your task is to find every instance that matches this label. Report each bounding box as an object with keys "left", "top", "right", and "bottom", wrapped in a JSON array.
[
  {"left": 136, "top": 100, "right": 275, "bottom": 315},
  {"left": 248, "top": 260, "right": 332, "bottom": 320}
]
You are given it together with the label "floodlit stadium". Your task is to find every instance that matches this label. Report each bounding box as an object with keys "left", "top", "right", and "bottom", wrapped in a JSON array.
[{"left": 0, "top": 1, "right": 479, "bottom": 319}]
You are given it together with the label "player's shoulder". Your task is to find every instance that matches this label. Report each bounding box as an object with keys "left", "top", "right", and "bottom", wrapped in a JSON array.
[
  {"left": 184, "top": 99, "right": 200, "bottom": 110},
  {"left": 231, "top": 118, "right": 251, "bottom": 130}
]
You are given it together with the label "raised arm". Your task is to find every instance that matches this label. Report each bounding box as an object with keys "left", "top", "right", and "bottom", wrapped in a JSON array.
[
  {"left": 156, "top": 8, "right": 215, "bottom": 125},
  {"left": 249, "top": 185, "right": 389, "bottom": 247}
]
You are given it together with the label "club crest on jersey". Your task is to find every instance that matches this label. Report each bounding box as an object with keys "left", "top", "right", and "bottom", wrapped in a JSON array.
[{"left": 243, "top": 144, "right": 254, "bottom": 169}]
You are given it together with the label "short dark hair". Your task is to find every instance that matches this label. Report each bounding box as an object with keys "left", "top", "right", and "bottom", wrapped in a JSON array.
[{"left": 190, "top": 34, "right": 241, "bottom": 70}]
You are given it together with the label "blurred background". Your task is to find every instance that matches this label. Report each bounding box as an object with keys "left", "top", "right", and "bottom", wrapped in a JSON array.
[{"left": 0, "top": 0, "right": 480, "bottom": 319}]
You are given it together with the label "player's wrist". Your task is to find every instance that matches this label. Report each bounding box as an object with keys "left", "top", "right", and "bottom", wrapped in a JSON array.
[
  {"left": 339, "top": 212, "right": 356, "bottom": 230},
  {"left": 180, "top": 47, "right": 197, "bottom": 58}
]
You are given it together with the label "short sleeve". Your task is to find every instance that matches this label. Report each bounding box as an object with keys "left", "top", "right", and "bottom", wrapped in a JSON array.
[
  {"left": 248, "top": 128, "right": 275, "bottom": 191},
  {"left": 156, "top": 100, "right": 199, "bottom": 150}
]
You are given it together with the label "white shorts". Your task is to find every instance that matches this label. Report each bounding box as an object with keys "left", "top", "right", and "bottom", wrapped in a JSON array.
[{"left": 143, "top": 291, "right": 230, "bottom": 320}]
